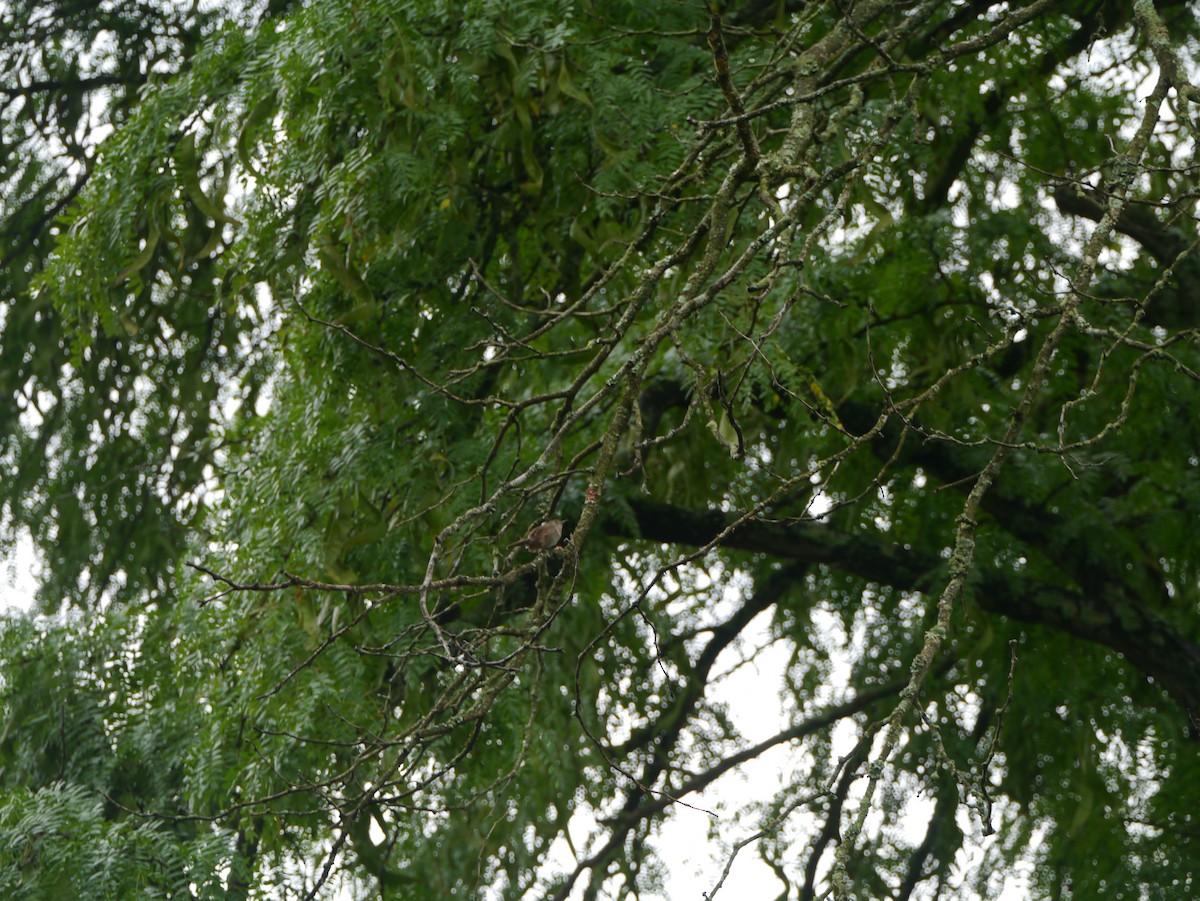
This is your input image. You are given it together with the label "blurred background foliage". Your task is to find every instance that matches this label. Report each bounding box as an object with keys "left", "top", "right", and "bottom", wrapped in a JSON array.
[{"left": 1, "top": 0, "right": 1199, "bottom": 898}]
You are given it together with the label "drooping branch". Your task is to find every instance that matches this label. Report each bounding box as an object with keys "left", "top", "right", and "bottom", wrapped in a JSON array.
[{"left": 607, "top": 496, "right": 1200, "bottom": 715}]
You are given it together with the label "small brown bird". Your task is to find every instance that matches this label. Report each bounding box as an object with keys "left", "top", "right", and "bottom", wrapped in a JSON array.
[{"left": 507, "top": 519, "right": 565, "bottom": 551}]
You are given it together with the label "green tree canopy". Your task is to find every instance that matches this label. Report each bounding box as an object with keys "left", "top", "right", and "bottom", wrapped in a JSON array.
[{"left": 2, "top": 0, "right": 1199, "bottom": 898}]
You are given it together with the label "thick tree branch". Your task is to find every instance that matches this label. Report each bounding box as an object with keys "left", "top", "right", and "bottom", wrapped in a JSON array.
[{"left": 610, "top": 497, "right": 1200, "bottom": 715}]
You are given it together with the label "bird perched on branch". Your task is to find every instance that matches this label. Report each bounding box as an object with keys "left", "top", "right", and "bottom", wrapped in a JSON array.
[{"left": 508, "top": 519, "right": 565, "bottom": 552}]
